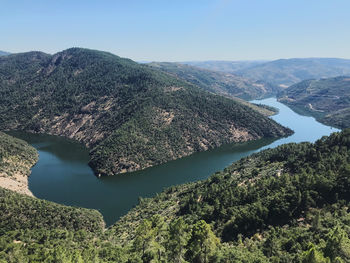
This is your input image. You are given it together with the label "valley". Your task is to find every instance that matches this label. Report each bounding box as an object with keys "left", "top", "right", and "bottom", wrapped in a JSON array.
[
  {"left": 2, "top": 1, "right": 350, "bottom": 262},
  {"left": 7, "top": 98, "right": 338, "bottom": 226},
  {"left": 0, "top": 102, "right": 348, "bottom": 262}
]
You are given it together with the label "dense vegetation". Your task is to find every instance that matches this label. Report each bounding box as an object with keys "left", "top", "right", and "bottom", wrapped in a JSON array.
[
  {"left": 188, "top": 58, "right": 350, "bottom": 88},
  {"left": 148, "top": 62, "right": 278, "bottom": 100},
  {"left": 1, "top": 127, "right": 350, "bottom": 262},
  {"left": 278, "top": 76, "right": 350, "bottom": 128},
  {"left": 0, "top": 48, "right": 291, "bottom": 176},
  {"left": 0, "top": 131, "right": 38, "bottom": 178}
]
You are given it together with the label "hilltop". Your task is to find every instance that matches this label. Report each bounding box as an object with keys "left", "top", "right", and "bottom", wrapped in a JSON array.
[
  {"left": 0, "top": 48, "right": 291, "bottom": 176},
  {"left": 278, "top": 76, "right": 350, "bottom": 128},
  {"left": 148, "top": 62, "right": 278, "bottom": 100}
]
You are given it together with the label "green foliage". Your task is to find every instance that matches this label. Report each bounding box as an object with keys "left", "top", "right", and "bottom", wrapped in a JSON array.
[
  {"left": 186, "top": 220, "right": 219, "bottom": 263},
  {"left": 302, "top": 245, "right": 330, "bottom": 263},
  {"left": 166, "top": 218, "right": 189, "bottom": 263},
  {"left": 0, "top": 131, "right": 38, "bottom": 177},
  {"left": 278, "top": 76, "right": 350, "bottom": 128},
  {"left": 0, "top": 188, "right": 105, "bottom": 235}
]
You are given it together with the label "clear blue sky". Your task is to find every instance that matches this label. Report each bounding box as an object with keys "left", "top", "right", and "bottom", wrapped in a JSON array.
[{"left": 2, "top": 0, "right": 350, "bottom": 61}]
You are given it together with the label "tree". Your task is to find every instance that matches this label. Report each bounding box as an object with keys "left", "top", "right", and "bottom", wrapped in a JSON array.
[
  {"left": 187, "top": 220, "right": 219, "bottom": 263},
  {"left": 166, "top": 217, "right": 189, "bottom": 263},
  {"left": 324, "top": 227, "right": 345, "bottom": 261},
  {"left": 302, "top": 244, "right": 330, "bottom": 263},
  {"left": 133, "top": 219, "right": 156, "bottom": 261}
]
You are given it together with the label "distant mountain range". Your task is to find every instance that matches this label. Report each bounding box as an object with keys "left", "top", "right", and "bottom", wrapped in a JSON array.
[
  {"left": 0, "top": 48, "right": 291, "bottom": 176},
  {"left": 183, "top": 60, "right": 267, "bottom": 73},
  {"left": 148, "top": 62, "right": 278, "bottom": 100},
  {"left": 278, "top": 76, "right": 350, "bottom": 128},
  {"left": 185, "top": 58, "right": 350, "bottom": 88},
  {"left": 0, "top": 51, "right": 10, "bottom": 56}
]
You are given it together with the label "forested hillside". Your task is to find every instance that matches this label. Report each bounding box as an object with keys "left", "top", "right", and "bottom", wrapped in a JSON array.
[
  {"left": 112, "top": 129, "right": 350, "bottom": 262},
  {"left": 0, "top": 48, "right": 291, "bottom": 176},
  {"left": 148, "top": 62, "right": 278, "bottom": 100},
  {"left": 2, "top": 129, "right": 350, "bottom": 262},
  {"left": 278, "top": 76, "right": 350, "bottom": 128}
]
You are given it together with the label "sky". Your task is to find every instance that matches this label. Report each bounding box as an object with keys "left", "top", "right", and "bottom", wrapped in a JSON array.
[{"left": 2, "top": 0, "right": 350, "bottom": 61}]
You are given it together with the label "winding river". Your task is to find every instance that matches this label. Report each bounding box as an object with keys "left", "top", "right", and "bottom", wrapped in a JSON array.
[{"left": 9, "top": 98, "right": 339, "bottom": 226}]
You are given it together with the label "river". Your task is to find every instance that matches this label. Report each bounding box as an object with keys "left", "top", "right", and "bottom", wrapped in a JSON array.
[{"left": 9, "top": 98, "right": 339, "bottom": 226}]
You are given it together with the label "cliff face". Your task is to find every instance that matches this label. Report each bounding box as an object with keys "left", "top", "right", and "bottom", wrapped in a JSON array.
[{"left": 0, "top": 48, "right": 292, "bottom": 176}]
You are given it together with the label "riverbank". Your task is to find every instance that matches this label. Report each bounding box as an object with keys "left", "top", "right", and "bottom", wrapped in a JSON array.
[
  {"left": 0, "top": 131, "right": 38, "bottom": 197},
  {"left": 0, "top": 170, "right": 35, "bottom": 196}
]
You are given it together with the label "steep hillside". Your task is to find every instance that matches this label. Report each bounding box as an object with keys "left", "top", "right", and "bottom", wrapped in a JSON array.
[
  {"left": 0, "top": 131, "right": 38, "bottom": 196},
  {"left": 236, "top": 58, "right": 350, "bottom": 87},
  {"left": 278, "top": 76, "right": 350, "bottom": 128},
  {"left": 0, "top": 48, "right": 291, "bottom": 176},
  {"left": 148, "top": 62, "right": 278, "bottom": 100},
  {"left": 112, "top": 129, "right": 350, "bottom": 262}
]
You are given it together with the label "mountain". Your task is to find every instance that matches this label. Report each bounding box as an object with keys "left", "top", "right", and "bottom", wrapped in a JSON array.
[
  {"left": 0, "top": 48, "right": 292, "bottom": 176},
  {"left": 183, "top": 60, "right": 267, "bottom": 73},
  {"left": 236, "top": 58, "right": 350, "bottom": 88},
  {"left": 0, "top": 51, "right": 10, "bottom": 56},
  {"left": 278, "top": 76, "right": 350, "bottom": 128},
  {"left": 2, "top": 129, "right": 350, "bottom": 262},
  {"left": 148, "top": 62, "right": 278, "bottom": 100}
]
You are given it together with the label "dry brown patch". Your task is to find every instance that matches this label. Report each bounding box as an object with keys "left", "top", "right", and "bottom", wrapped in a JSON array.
[
  {"left": 228, "top": 126, "right": 254, "bottom": 141},
  {"left": 164, "top": 86, "right": 184, "bottom": 92}
]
